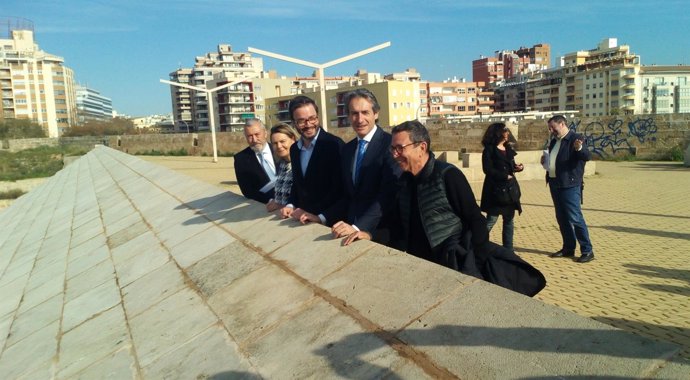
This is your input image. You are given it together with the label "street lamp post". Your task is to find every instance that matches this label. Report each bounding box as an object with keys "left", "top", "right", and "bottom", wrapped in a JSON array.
[
  {"left": 248, "top": 42, "right": 391, "bottom": 131},
  {"left": 161, "top": 76, "right": 255, "bottom": 162}
]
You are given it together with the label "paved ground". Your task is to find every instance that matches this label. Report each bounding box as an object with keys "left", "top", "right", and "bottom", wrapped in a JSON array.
[{"left": 143, "top": 155, "right": 690, "bottom": 359}]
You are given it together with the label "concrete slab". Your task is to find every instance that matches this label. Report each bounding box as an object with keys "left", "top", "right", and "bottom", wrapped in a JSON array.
[
  {"left": 185, "top": 240, "right": 267, "bottom": 298},
  {"left": 129, "top": 287, "right": 218, "bottom": 367},
  {"left": 62, "top": 278, "right": 121, "bottom": 332},
  {"left": 141, "top": 325, "right": 257, "bottom": 379},
  {"left": 207, "top": 264, "right": 315, "bottom": 344},
  {"left": 121, "top": 261, "right": 187, "bottom": 318},
  {"left": 57, "top": 306, "right": 130, "bottom": 378},
  {"left": 318, "top": 248, "right": 477, "bottom": 331},
  {"left": 0, "top": 321, "right": 59, "bottom": 378}
]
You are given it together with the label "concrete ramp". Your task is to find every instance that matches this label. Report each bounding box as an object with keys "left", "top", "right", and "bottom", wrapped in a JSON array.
[{"left": 0, "top": 146, "right": 687, "bottom": 379}]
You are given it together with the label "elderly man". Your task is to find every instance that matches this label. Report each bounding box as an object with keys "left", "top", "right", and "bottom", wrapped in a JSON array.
[
  {"left": 544, "top": 115, "right": 595, "bottom": 263},
  {"left": 347, "top": 120, "right": 545, "bottom": 296},
  {"left": 234, "top": 118, "right": 276, "bottom": 203},
  {"left": 280, "top": 95, "right": 344, "bottom": 222},
  {"left": 299, "top": 89, "right": 401, "bottom": 241}
]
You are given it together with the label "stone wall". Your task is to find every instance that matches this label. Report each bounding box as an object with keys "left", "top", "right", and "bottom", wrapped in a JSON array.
[
  {"left": 1, "top": 136, "right": 110, "bottom": 153},
  {"left": 4, "top": 114, "right": 688, "bottom": 160}
]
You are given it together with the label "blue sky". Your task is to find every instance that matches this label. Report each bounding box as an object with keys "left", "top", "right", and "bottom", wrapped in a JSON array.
[{"left": 5, "top": 0, "right": 689, "bottom": 116}]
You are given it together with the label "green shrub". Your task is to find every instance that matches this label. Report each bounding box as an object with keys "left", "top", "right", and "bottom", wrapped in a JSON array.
[
  {"left": 0, "top": 189, "right": 25, "bottom": 200},
  {"left": 0, "top": 145, "right": 84, "bottom": 181}
]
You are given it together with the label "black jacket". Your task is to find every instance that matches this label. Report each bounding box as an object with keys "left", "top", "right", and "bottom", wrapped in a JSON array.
[
  {"left": 288, "top": 129, "right": 345, "bottom": 218},
  {"left": 234, "top": 146, "right": 274, "bottom": 204},
  {"left": 546, "top": 130, "right": 591, "bottom": 188},
  {"left": 480, "top": 144, "right": 522, "bottom": 214}
]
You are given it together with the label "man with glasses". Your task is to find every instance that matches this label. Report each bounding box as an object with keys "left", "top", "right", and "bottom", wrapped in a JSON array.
[
  {"left": 279, "top": 95, "right": 344, "bottom": 223},
  {"left": 298, "top": 89, "right": 401, "bottom": 241},
  {"left": 342, "top": 121, "right": 545, "bottom": 296},
  {"left": 234, "top": 118, "right": 276, "bottom": 203}
]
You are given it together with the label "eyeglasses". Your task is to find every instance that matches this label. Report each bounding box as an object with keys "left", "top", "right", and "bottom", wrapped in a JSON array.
[
  {"left": 295, "top": 115, "right": 319, "bottom": 127},
  {"left": 389, "top": 142, "right": 418, "bottom": 155}
]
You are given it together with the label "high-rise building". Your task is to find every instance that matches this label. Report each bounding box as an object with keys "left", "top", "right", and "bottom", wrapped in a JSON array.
[
  {"left": 473, "top": 43, "right": 550, "bottom": 84},
  {"left": 472, "top": 57, "right": 504, "bottom": 84},
  {"left": 639, "top": 66, "right": 690, "bottom": 114},
  {"left": 1, "top": 17, "right": 77, "bottom": 137},
  {"left": 493, "top": 38, "right": 645, "bottom": 116},
  {"left": 168, "top": 44, "right": 264, "bottom": 132},
  {"left": 75, "top": 85, "right": 113, "bottom": 123}
]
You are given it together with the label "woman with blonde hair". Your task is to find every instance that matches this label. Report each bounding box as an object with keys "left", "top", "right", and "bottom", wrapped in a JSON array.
[{"left": 266, "top": 123, "right": 298, "bottom": 212}]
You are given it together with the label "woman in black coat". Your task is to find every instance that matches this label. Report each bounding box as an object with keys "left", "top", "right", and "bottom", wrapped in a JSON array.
[{"left": 480, "top": 123, "right": 523, "bottom": 251}]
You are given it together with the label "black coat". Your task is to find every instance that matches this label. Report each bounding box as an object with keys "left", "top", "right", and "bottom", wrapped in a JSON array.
[
  {"left": 322, "top": 127, "right": 401, "bottom": 234},
  {"left": 480, "top": 144, "right": 522, "bottom": 215},
  {"left": 288, "top": 129, "right": 345, "bottom": 217},
  {"left": 234, "top": 146, "right": 274, "bottom": 204}
]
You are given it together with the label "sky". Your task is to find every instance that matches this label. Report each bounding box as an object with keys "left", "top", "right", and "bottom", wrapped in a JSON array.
[{"left": 4, "top": 0, "right": 689, "bottom": 117}]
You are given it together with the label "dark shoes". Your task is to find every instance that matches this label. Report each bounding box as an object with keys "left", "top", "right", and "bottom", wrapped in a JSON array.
[
  {"left": 577, "top": 252, "right": 595, "bottom": 263},
  {"left": 550, "top": 249, "right": 575, "bottom": 258}
]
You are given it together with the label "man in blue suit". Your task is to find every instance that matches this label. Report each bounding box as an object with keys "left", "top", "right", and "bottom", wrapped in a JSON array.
[
  {"left": 299, "top": 89, "right": 401, "bottom": 242},
  {"left": 280, "top": 96, "right": 344, "bottom": 223}
]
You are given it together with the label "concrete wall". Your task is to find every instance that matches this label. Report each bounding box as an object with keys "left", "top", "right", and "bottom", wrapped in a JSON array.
[{"left": 1, "top": 136, "right": 110, "bottom": 152}]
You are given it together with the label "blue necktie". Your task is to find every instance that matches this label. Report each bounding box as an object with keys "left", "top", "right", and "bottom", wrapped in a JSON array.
[{"left": 354, "top": 139, "right": 367, "bottom": 183}]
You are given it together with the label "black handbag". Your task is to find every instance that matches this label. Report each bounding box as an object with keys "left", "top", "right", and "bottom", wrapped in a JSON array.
[{"left": 494, "top": 178, "right": 520, "bottom": 206}]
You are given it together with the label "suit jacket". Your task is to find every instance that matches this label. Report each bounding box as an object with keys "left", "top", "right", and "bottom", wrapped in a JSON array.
[
  {"left": 323, "top": 127, "right": 401, "bottom": 234},
  {"left": 546, "top": 130, "right": 591, "bottom": 188},
  {"left": 288, "top": 129, "right": 345, "bottom": 217},
  {"left": 234, "top": 146, "right": 274, "bottom": 204}
]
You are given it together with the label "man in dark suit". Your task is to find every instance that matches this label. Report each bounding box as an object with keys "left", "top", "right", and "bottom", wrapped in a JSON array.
[
  {"left": 299, "top": 89, "right": 401, "bottom": 241},
  {"left": 279, "top": 96, "right": 344, "bottom": 223},
  {"left": 234, "top": 118, "right": 276, "bottom": 203}
]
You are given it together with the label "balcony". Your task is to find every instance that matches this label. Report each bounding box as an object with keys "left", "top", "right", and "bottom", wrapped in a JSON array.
[{"left": 623, "top": 94, "right": 635, "bottom": 100}]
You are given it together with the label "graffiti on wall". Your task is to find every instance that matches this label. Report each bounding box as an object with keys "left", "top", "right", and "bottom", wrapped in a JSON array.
[{"left": 553, "top": 117, "right": 659, "bottom": 158}]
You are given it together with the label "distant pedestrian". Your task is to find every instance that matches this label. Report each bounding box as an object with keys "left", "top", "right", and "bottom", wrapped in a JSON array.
[
  {"left": 266, "top": 123, "right": 298, "bottom": 212},
  {"left": 542, "top": 115, "right": 595, "bottom": 263},
  {"left": 480, "top": 122, "right": 523, "bottom": 251}
]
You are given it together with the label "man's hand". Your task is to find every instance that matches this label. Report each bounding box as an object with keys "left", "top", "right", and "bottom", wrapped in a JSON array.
[
  {"left": 266, "top": 200, "right": 283, "bottom": 212},
  {"left": 290, "top": 207, "right": 306, "bottom": 221},
  {"left": 573, "top": 139, "right": 583, "bottom": 151},
  {"left": 280, "top": 206, "right": 294, "bottom": 219},
  {"left": 342, "top": 231, "right": 371, "bottom": 246},
  {"left": 331, "top": 221, "right": 357, "bottom": 238},
  {"left": 514, "top": 163, "right": 524, "bottom": 172},
  {"left": 298, "top": 211, "right": 321, "bottom": 225}
]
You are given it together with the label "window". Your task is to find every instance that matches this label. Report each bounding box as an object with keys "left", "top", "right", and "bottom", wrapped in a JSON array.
[{"left": 468, "top": 106, "right": 476, "bottom": 111}]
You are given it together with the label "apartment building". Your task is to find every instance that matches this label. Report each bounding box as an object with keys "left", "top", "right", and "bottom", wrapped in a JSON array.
[
  {"left": 473, "top": 43, "right": 550, "bottom": 84},
  {"left": 639, "top": 66, "right": 690, "bottom": 114},
  {"left": 75, "top": 85, "right": 113, "bottom": 123},
  {"left": 168, "top": 44, "right": 264, "bottom": 133},
  {"left": 472, "top": 57, "right": 504, "bottom": 84},
  {"left": 265, "top": 79, "right": 420, "bottom": 130},
  {"left": 422, "top": 79, "right": 494, "bottom": 119},
  {"left": 1, "top": 19, "right": 77, "bottom": 137},
  {"left": 492, "top": 38, "right": 643, "bottom": 116}
]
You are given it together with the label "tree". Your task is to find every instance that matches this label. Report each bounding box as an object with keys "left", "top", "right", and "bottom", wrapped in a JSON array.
[
  {"left": 0, "top": 119, "right": 47, "bottom": 139},
  {"left": 63, "top": 117, "right": 135, "bottom": 136}
]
